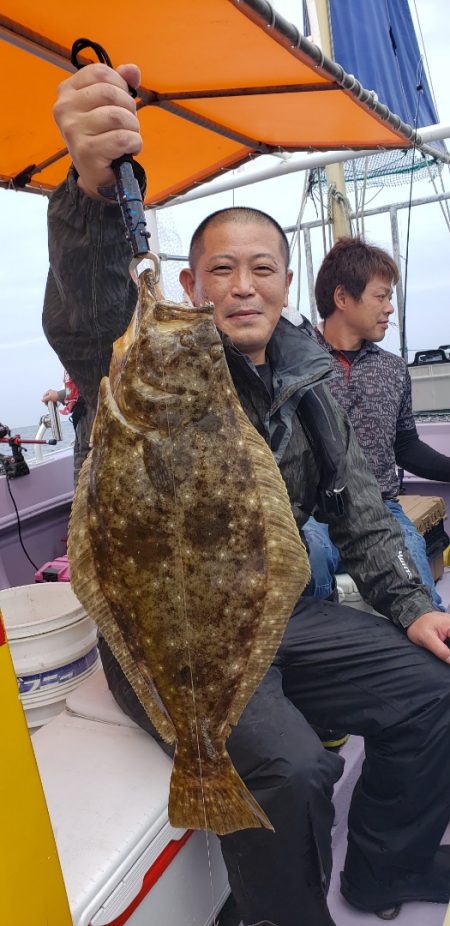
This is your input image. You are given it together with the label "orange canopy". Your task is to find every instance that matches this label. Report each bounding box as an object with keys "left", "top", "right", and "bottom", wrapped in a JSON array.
[{"left": 0, "top": 0, "right": 421, "bottom": 206}]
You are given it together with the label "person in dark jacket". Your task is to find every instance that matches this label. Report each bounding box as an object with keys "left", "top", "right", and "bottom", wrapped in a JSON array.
[
  {"left": 304, "top": 236, "right": 450, "bottom": 610},
  {"left": 42, "top": 372, "right": 91, "bottom": 484},
  {"left": 42, "top": 61, "right": 450, "bottom": 926}
]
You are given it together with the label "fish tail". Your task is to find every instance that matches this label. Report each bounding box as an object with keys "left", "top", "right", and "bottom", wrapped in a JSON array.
[{"left": 168, "top": 753, "right": 273, "bottom": 835}]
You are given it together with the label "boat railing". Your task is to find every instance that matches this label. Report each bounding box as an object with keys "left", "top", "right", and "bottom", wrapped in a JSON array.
[{"left": 34, "top": 402, "right": 64, "bottom": 464}]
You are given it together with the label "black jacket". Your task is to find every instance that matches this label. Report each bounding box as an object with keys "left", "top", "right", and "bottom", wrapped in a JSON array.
[{"left": 42, "top": 170, "right": 434, "bottom": 628}]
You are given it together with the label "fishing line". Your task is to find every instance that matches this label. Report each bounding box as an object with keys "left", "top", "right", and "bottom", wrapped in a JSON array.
[
  {"left": 108, "top": 271, "right": 219, "bottom": 919},
  {"left": 98, "top": 260, "right": 218, "bottom": 916},
  {"left": 156, "top": 282, "right": 218, "bottom": 923}
]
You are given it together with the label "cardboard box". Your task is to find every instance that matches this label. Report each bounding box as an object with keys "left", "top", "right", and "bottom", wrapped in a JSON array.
[{"left": 398, "top": 495, "right": 445, "bottom": 532}]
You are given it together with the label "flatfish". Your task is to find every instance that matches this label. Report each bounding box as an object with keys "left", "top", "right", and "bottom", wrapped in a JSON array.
[{"left": 69, "top": 267, "right": 310, "bottom": 835}]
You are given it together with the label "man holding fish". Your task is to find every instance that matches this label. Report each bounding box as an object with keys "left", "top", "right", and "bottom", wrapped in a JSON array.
[{"left": 43, "top": 62, "right": 450, "bottom": 926}]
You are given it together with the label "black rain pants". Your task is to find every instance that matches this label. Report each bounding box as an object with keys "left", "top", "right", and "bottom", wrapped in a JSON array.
[{"left": 99, "top": 596, "right": 450, "bottom": 926}]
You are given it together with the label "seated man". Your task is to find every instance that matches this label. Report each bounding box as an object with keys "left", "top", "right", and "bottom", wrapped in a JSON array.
[
  {"left": 305, "top": 236, "right": 450, "bottom": 610},
  {"left": 43, "top": 60, "right": 450, "bottom": 926}
]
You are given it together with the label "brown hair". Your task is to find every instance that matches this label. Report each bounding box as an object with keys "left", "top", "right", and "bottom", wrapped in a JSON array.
[
  {"left": 189, "top": 207, "right": 290, "bottom": 271},
  {"left": 315, "top": 236, "right": 399, "bottom": 319}
]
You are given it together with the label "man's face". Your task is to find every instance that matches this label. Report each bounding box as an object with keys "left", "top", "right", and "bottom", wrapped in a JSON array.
[
  {"left": 335, "top": 275, "right": 395, "bottom": 342},
  {"left": 179, "top": 220, "right": 292, "bottom": 365}
]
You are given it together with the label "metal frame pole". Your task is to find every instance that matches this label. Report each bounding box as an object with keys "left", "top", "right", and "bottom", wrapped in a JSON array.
[
  {"left": 303, "top": 226, "right": 318, "bottom": 325},
  {"left": 389, "top": 205, "right": 407, "bottom": 359}
]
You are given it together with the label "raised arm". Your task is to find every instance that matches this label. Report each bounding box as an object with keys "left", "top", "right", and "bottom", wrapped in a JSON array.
[{"left": 42, "top": 63, "right": 143, "bottom": 407}]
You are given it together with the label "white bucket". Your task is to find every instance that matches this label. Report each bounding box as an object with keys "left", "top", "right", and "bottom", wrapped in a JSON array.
[{"left": 0, "top": 583, "right": 100, "bottom": 728}]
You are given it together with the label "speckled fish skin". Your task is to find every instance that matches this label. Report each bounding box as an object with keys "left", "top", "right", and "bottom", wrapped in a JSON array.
[{"left": 69, "top": 267, "right": 310, "bottom": 835}]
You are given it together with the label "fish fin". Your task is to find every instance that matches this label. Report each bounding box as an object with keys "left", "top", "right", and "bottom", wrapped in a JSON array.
[
  {"left": 168, "top": 750, "right": 273, "bottom": 835},
  {"left": 69, "top": 452, "right": 176, "bottom": 745},
  {"left": 227, "top": 404, "right": 311, "bottom": 730}
]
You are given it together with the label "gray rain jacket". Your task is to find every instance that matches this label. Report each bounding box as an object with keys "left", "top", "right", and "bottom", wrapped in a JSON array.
[{"left": 42, "top": 171, "right": 434, "bottom": 629}]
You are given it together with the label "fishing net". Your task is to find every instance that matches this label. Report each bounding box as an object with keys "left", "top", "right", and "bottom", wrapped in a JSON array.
[
  {"left": 315, "top": 148, "right": 444, "bottom": 190},
  {"left": 151, "top": 209, "right": 186, "bottom": 303}
]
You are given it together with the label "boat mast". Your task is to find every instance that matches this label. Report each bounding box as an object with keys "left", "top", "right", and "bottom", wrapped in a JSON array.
[{"left": 307, "top": 0, "right": 352, "bottom": 241}]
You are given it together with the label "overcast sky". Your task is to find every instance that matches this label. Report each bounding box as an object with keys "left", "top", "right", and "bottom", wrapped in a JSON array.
[{"left": 1, "top": 0, "right": 449, "bottom": 429}]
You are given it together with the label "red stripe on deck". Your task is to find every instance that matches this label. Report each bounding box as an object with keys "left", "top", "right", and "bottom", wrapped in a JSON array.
[{"left": 104, "top": 829, "right": 193, "bottom": 926}]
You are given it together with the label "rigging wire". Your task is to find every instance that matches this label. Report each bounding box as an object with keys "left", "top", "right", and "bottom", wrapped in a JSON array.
[
  {"left": 363, "top": 185, "right": 384, "bottom": 208},
  {"left": 352, "top": 161, "right": 360, "bottom": 237},
  {"left": 424, "top": 161, "right": 450, "bottom": 233},
  {"left": 410, "top": 1, "right": 450, "bottom": 191},
  {"left": 288, "top": 169, "right": 310, "bottom": 316},
  {"left": 289, "top": 169, "right": 310, "bottom": 263},
  {"left": 317, "top": 173, "right": 328, "bottom": 256},
  {"left": 359, "top": 158, "right": 369, "bottom": 239},
  {"left": 411, "top": 0, "right": 440, "bottom": 117},
  {"left": 401, "top": 57, "right": 425, "bottom": 361},
  {"left": 383, "top": 0, "right": 414, "bottom": 127}
]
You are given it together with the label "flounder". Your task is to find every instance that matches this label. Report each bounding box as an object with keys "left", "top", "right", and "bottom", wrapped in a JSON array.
[{"left": 69, "top": 266, "right": 310, "bottom": 835}]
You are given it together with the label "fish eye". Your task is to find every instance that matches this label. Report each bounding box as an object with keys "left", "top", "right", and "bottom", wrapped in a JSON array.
[{"left": 180, "top": 333, "right": 195, "bottom": 348}]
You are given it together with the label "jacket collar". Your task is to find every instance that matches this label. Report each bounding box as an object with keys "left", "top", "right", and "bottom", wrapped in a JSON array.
[
  {"left": 315, "top": 323, "right": 380, "bottom": 359},
  {"left": 223, "top": 313, "right": 333, "bottom": 395}
]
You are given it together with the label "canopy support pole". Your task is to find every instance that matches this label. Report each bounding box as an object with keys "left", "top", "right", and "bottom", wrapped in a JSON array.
[
  {"left": 390, "top": 205, "right": 407, "bottom": 359},
  {"left": 312, "top": 0, "right": 351, "bottom": 240}
]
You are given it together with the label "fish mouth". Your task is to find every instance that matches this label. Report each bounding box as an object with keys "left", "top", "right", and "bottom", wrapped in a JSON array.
[
  {"left": 137, "top": 382, "right": 177, "bottom": 400},
  {"left": 113, "top": 380, "right": 177, "bottom": 402}
]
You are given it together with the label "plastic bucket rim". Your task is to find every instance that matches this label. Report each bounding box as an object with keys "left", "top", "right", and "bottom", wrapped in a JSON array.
[
  {"left": 0, "top": 583, "right": 86, "bottom": 637},
  {"left": 5, "top": 611, "right": 91, "bottom": 641}
]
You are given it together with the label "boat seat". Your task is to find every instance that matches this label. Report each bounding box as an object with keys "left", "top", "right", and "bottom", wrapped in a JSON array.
[{"left": 65, "top": 669, "right": 365, "bottom": 836}]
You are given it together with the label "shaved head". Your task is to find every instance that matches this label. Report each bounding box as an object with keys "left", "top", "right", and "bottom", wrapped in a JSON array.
[{"left": 189, "top": 207, "right": 290, "bottom": 271}]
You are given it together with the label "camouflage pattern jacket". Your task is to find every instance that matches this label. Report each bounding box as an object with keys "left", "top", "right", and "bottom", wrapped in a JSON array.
[{"left": 42, "top": 171, "right": 434, "bottom": 629}]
